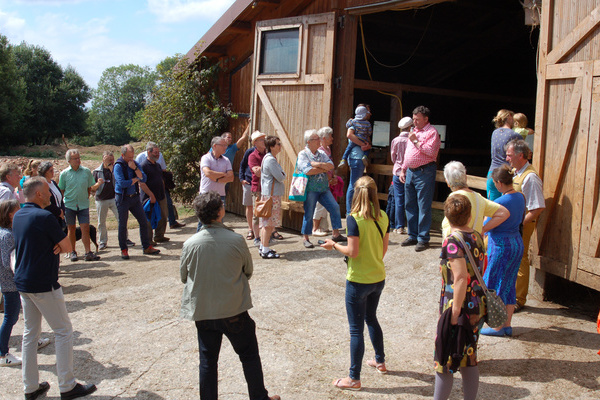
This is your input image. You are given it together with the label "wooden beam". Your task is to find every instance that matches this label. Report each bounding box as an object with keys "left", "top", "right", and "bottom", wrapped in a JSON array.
[
  {"left": 228, "top": 21, "right": 252, "bottom": 34},
  {"left": 546, "top": 5, "right": 600, "bottom": 65},
  {"left": 546, "top": 60, "right": 600, "bottom": 80},
  {"left": 585, "top": 78, "right": 600, "bottom": 256},
  {"left": 354, "top": 79, "right": 533, "bottom": 105},
  {"left": 345, "top": 0, "right": 452, "bottom": 15}
]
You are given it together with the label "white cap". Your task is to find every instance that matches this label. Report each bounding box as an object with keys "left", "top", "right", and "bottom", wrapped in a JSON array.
[
  {"left": 398, "top": 116, "right": 413, "bottom": 129},
  {"left": 251, "top": 131, "right": 266, "bottom": 144}
]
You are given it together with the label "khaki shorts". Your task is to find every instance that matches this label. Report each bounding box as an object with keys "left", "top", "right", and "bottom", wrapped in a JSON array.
[{"left": 252, "top": 191, "right": 261, "bottom": 223}]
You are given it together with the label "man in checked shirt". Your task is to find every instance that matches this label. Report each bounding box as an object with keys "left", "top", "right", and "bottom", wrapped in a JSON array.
[{"left": 399, "top": 106, "right": 441, "bottom": 252}]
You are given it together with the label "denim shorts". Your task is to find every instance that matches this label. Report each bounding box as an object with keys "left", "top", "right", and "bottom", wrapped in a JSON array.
[{"left": 65, "top": 207, "right": 90, "bottom": 225}]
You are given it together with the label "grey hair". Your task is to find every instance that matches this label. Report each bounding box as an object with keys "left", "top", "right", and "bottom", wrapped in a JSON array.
[
  {"left": 304, "top": 129, "right": 318, "bottom": 143},
  {"left": 65, "top": 149, "right": 80, "bottom": 162},
  {"left": 505, "top": 139, "right": 531, "bottom": 157},
  {"left": 38, "top": 161, "right": 54, "bottom": 178},
  {"left": 146, "top": 141, "right": 158, "bottom": 151},
  {"left": 221, "top": 132, "right": 232, "bottom": 138},
  {"left": 317, "top": 126, "right": 333, "bottom": 139},
  {"left": 443, "top": 161, "right": 468, "bottom": 189},
  {"left": 121, "top": 144, "right": 133, "bottom": 155},
  {"left": 23, "top": 176, "right": 47, "bottom": 200},
  {"left": 0, "top": 163, "right": 19, "bottom": 182},
  {"left": 211, "top": 136, "right": 225, "bottom": 148}
]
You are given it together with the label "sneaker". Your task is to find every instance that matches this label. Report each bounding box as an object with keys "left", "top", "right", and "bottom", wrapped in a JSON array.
[
  {"left": 332, "top": 234, "right": 347, "bottom": 243},
  {"left": 60, "top": 382, "right": 97, "bottom": 400},
  {"left": 154, "top": 237, "right": 170, "bottom": 243},
  {"left": 143, "top": 246, "right": 160, "bottom": 255},
  {"left": 401, "top": 237, "right": 418, "bottom": 247},
  {"left": 70, "top": 251, "right": 78, "bottom": 262},
  {"left": 260, "top": 249, "right": 281, "bottom": 259},
  {"left": 170, "top": 221, "right": 186, "bottom": 228},
  {"left": 253, "top": 238, "right": 261, "bottom": 247},
  {"left": 399, "top": 227, "right": 406, "bottom": 234},
  {"left": 0, "top": 353, "right": 22, "bottom": 367},
  {"left": 25, "top": 381, "right": 50, "bottom": 400},
  {"left": 37, "top": 337, "right": 51, "bottom": 350},
  {"left": 303, "top": 240, "right": 314, "bottom": 249},
  {"left": 84, "top": 252, "right": 100, "bottom": 261},
  {"left": 362, "top": 156, "right": 369, "bottom": 167},
  {"left": 126, "top": 239, "right": 136, "bottom": 247},
  {"left": 415, "top": 242, "right": 429, "bottom": 252},
  {"left": 313, "top": 229, "right": 328, "bottom": 237},
  {"left": 98, "top": 243, "right": 107, "bottom": 251},
  {"left": 121, "top": 249, "right": 130, "bottom": 260},
  {"left": 337, "top": 159, "right": 347, "bottom": 168}
]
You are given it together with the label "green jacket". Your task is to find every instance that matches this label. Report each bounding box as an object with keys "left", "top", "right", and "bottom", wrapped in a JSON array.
[{"left": 180, "top": 222, "right": 253, "bottom": 321}]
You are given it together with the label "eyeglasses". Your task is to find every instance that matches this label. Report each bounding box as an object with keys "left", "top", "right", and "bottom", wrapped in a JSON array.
[{"left": 308, "top": 137, "right": 319, "bottom": 142}]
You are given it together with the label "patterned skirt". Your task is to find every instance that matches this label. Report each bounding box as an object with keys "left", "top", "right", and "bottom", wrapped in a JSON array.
[
  {"left": 259, "top": 195, "right": 282, "bottom": 228},
  {"left": 484, "top": 233, "right": 524, "bottom": 305}
]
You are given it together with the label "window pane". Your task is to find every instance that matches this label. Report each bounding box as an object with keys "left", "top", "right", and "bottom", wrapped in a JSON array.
[{"left": 260, "top": 28, "right": 299, "bottom": 74}]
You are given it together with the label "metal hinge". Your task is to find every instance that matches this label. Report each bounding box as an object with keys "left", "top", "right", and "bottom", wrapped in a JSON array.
[{"left": 338, "top": 15, "right": 345, "bottom": 29}]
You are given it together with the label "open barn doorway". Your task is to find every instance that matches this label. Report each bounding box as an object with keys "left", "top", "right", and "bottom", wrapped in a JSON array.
[{"left": 350, "top": 0, "right": 540, "bottom": 185}]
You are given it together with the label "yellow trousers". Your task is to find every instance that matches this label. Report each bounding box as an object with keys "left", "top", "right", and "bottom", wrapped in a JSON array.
[{"left": 516, "top": 221, "right": 536, "bottom": 306}]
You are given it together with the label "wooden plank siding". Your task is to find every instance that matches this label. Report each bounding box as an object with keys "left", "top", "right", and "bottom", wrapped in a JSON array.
[{"left": 531, "top": 0, "right": 600, "bottom": 290}]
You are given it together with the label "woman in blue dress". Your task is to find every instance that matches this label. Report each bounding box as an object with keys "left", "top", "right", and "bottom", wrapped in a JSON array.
[{"left": 481, "top": 165, "right": 525, "bottom": 337}]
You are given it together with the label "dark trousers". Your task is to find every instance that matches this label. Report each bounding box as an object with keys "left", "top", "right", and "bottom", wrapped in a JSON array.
[
  {"left": 195, "top": 312, "right": 269, "bottom": 400},
  {"left": 116, "top": 193, "right": 150, "bottom": 250},
  {"left": 165, "top": 189, "right": 177, "bottom": 226}
]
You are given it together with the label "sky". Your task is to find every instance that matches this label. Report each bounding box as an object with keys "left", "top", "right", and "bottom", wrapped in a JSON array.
[{"left": 0, "top": 0, "right": 237, "bottom": 88}]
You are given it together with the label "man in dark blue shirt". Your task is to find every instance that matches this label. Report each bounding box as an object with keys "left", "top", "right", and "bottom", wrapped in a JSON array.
[
  {"left": 114, "top": 144, "right": 160, "bottom": 260},
  {"left": 13, "top": 177, "right": 96, "bottom": 400},
  {"left": 139, "top": 142, "right": 169, "bottom": 243}
]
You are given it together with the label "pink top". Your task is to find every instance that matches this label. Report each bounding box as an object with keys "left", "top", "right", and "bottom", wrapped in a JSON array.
[
  {"left": 401, "top": 123, "right": 440, "bottom": 170},
  {"left": 248, "top": 149, "right": 265, "bottom": 193},
  {"left": 391, "top": 132, "right": 409, "bottom": 176}
]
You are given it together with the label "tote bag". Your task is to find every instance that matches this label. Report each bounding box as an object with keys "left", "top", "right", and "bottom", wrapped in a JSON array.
[{"left": 289, "top": 157, "right": 308, "bottom": 202}]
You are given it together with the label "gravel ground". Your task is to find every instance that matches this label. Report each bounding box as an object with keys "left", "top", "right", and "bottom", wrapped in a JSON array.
[{"left": 1, "top": 213, "right": 599, "bottom": 400}]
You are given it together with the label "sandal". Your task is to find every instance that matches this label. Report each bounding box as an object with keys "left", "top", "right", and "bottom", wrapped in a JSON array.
[
  {"left": 367, "top": 359, "right": 387, "bottom": 374},
  {"left": 246, "top": 230, "right": 255, "bottom": 240},
  {"left": 260, "top": 250, "right": 280, "bottom": 259},
  {"left": 332, "top": 377, "right": 361, "bottom": 391},
  {"left": 271, "top": 231, "right": 284, "bottom": 240}
]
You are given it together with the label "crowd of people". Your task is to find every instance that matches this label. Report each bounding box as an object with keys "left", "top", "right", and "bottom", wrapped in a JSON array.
[{"left": 0, "top": 105, "right": 545, "bottom": 400}]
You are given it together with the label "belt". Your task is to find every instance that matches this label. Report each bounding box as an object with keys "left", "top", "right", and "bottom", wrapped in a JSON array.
[{"left": 409, "top": 161, "right": 436, "bottom": 172}]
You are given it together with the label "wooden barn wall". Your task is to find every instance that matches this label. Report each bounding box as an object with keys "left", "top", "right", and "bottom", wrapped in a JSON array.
[
  {"left": 223, "top": 59, "right": 253, "bottom": 215},
  {"left": 533, "top": 0, "right": 600, "bottom": 290}
]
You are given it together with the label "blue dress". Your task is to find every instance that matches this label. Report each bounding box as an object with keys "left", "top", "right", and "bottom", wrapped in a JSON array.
[{"left": 484, "top": 192, "right": 525, "bottom": 305}]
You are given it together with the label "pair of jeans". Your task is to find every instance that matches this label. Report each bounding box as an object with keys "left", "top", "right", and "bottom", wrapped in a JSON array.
[
  {"left": 95, "top": 198, "right": 119, "bottom": 246},
  {"left": 301, "top": 190, "right": 342, "bottom": 235},
  {"left": 21, "top": 288, "right": 76, "bottom": 393},
  {"left": 393, "top": 175, "right": 406, "bottom": 229},
  {"left": 345, "top": 280, "right": 385, "bottom": 380},
  {"left": 345, "top": 158, "right": 364, "bottom": 214},
  {"left": 165, "top": 189, "right": 177, "bottom": 226},
  {"left": 386, "top": 183, "right": 396, "bottom": 229},
  {"left": 195, "top": 312, "right": 270, "bottom": 400},
  {"left": 116, "top": 193, "right": 150, "bottom": 250},
  {"left": 0, "top": 291, "right": 21, "bottom": 356},
  {"left": 405, "top": 163, "right": 436, "bottom": 243}
]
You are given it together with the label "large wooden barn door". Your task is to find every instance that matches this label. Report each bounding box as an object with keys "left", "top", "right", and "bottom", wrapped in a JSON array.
[
  {"left": 533, "top": 1, "right": 600, "bottom": 290},
  {"left": 251, "top": 12, "right": 336, "bottom": 228}
]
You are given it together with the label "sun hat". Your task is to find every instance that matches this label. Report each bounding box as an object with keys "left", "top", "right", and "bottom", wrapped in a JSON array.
[
  {"left": 251, "top": 131, "right": 267, "bottom": 144},
  {"left": 398, "top": 116, "right": 413, "bottom": 129}
]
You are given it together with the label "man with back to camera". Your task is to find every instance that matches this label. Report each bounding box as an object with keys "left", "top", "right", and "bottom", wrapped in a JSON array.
[
  {"left": 399, "top": 106, "right": 441, "bottom": 252},
  {"left": 180, "top": 190, "right": 280, "bottom": 400},
  {"left": 13, "top": 177, "right": 96, "bottom": 400}
]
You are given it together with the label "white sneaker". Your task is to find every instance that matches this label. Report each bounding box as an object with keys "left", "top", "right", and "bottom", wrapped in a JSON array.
[
  {"left": 312, "top": 229, "right": 328, "bottom": 237},
  {"left": 37, "top": 337, "right": 51, "bottom": 350},
  {"left": 0, "top": 353, "right": 22, "bottom": 367}
]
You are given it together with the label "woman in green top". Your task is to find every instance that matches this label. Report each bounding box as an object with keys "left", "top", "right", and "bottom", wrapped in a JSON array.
[{"left": 322, "top": 175, "right": 390, "bottom": 391}]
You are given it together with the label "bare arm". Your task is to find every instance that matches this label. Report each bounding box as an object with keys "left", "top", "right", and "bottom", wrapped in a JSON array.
[
  {"left": 481, "top": 205, "right": 510, "bottom": 235},
  {"left": 202, "top": 166, "right": 226, "bottom": 181},
  {"left": 321, "top": 236, "right": 359, "bottom": 258},
  {"left": 523, "top": 207, "right": 544, "bottom": 225},
  {"left": 347, "top": 128, "right": 367, "bottom": 146},
  {"left": 139, "top": 182, "right": 156, "bottom": 203},
  {"left": 236, "top": 124, "right": 250, "bottom": 149},
  {"left": 54, "top": 236, "right": 73, "bottom": 254},
  {"left": 449, "top": 257, "right": 469, "bottom": 325},
  {"left": 221, "top": 170, "right": 234, "bottom": 183}
]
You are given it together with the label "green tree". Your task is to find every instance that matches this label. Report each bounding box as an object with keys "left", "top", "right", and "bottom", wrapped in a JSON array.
[
  {"left": 12, "top": 42, "right": 91, "bottom": 145},
  {"left": 0, "top": 35, "right": 28, "bottom": 147},
  {"left": 89, "top": 64, "right": 157, "bottom": 145},
  {"left": 131, "top": 56, "right": 231, "bottom": 203}
]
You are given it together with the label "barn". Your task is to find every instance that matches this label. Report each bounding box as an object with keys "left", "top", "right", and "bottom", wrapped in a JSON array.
[{"left": 184, "top": 0, "right": 600, "bottom": 293}]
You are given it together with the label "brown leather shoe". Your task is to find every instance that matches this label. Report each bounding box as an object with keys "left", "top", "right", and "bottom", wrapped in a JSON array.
[{"left": 143, "top": 246, "right": 160, "bottom": 255}]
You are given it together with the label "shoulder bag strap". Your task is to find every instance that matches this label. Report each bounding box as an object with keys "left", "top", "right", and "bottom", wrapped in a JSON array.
[
  {"left": 451, "top": 231, "right": 489, "bottom": 293},
  {"left": 374, "top": 219, "right": 383, "bottom": 239}
]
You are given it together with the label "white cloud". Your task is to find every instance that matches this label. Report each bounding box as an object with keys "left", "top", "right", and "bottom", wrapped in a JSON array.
[
  {"left": 0, "top": 9, "right": 26, "bottom": 35},
  {"left": 147, "top": 0, "right": 236, "bottom": 24}
]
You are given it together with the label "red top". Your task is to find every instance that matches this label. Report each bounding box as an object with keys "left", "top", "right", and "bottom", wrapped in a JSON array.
[
  {"left": 248, "top": 149, "right": 265, "bottom": 193},
  {"left": 401, "top": 123, "right": 440, "bottom": 170}
]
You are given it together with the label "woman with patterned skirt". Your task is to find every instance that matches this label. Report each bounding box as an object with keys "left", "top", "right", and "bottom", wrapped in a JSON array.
[
  {"left": 481, "top": 165, "right": 525, "bottom": 337},
  {"left": 434, "top": 194, "right": 485, "bottom": 400}
]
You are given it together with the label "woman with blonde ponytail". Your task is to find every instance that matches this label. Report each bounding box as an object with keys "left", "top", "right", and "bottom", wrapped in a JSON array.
[
  {"left": 322, "top": 175, "right": 390, "bottom": 391},
  {"left": 20, "top": 159, "right": 41, "bottom": 188}
]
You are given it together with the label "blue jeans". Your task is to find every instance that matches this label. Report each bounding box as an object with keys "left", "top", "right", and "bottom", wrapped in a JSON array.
[
  {"left": 0, "top": 291, "right": 20, "bottom": 356},
  {"left": 165, "top": 189, "right": 177, "bottom": 226},
  {"left": 405, "top": 162, "right": 436, "bottom": 243},
  {"left": 345, "top": 280, "right": 385, "bottom": 380},
  {"left": 116, "top": 193, "right": 150, "bottom": 250},
  {"left": 393, "top": 175, "right": 406, "bottom": 229},
  {"left": 346, "top": 158, "right": 364, "bottom": 214},
  {"left": 386, "top": 183, "right": 396, "bottom": 230},
  {"left": 302, "top": 190, "right": 342, "bottom": 235},
  {"left": 195, "top": 312, "right": 270, "bottom": 400}
]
